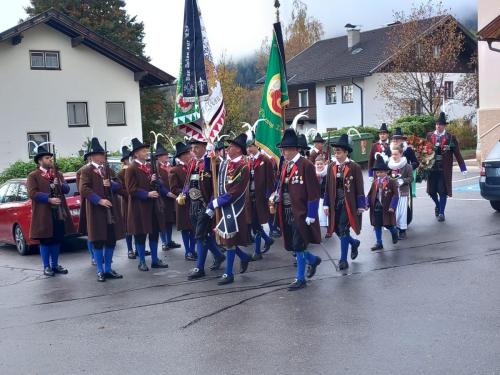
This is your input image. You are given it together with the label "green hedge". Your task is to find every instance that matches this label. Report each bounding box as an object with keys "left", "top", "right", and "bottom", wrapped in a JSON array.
[{"left": 0, "top": 157, "right": 85, "bottom": 185}]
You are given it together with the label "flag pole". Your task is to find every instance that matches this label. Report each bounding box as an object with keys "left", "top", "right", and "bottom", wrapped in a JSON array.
[{"left": 274, "top": 0, "right": 286, "bottom": 132}]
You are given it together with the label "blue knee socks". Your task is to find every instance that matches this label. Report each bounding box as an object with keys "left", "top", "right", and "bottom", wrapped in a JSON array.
[
  {"left": 189, "top": 232, "right": 196, "bottom": 255},
  {"left": 340, "top": 236, "right": 350, "bottom": 261},
  {"left": 296, "top": 252, "right": 306, "bottom": 281},
  {"left": 207, "top": 236, "right": 223, "bottom": 259},
  {"left": 149, "top": 240, "right": 159, "bottom": 264},
  {"left": 304, "top": 251, "right": 318, "bottom": 265},
  {"left": 235, "top": 247, "right": 250, "bottom": 262},
  {"left": 104, "top": 247, "right": 113, "bottom": 273},
  {"left": 94, "top": 248, "right": 104, "bottom": 273},
  {"left": 439, "top": 194, "right": 447, "bottom": 215},
  {"left": 87, "top": 240, "right": 94, "bottom": 260},
  {"left": 50, "top": 244, "right": 60, "bottom": 269},
  {"left": 160, "top": 231, "right": 167, "bottom": 244},
  {"left": 40, "top": 244, "right": 50, "bottom": 268},
  {"left": 165, "top": 225, "right": 173, "bottom": 243},
  {"left": 374, "top": 227, "right": 383, "bottom": 245},
  {"left": 181, "top": 230, "right": 190, "bottom": 255},
  {"left": 225, "top": 249, "right": 236, "bottom": 276},
  {"left": 254, "top": 233, "right": 262, "bottom": 254},
  {"left": 196, "top": 240, "right": 208, "bottom": 270},
  {"left": 135, "top": 239, "right": 146, "bottom": 263},
  {"left": 430, "top": 193, "right": 439, "bottom": 208},
  {"left": 125, "top": 235, "right": 133, "bottom": 251}
]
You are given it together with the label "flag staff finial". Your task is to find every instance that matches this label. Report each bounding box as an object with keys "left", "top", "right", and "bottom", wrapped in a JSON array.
[{"left": 274, "top": 0, "right": 280, "bottom": 22}]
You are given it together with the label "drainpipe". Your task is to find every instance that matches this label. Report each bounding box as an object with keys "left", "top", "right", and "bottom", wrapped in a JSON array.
[{"left": 351, "top": 78, "right": 364, "bottom": 127}]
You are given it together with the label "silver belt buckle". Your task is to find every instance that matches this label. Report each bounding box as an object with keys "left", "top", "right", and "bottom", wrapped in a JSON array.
[
  {"left": 189, "top": 188, "right": 202, "bottom": 200},
  {"left": 283, "top": 193, "right": 291, "bottom": 206},
  {"left": 190, "top": 174, "right": 199, "bottom": 181}
]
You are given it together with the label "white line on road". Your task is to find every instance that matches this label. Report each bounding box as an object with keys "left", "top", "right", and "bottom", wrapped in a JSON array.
[{"left": 416, "top": 175, "right": 480, "bottom": 189}]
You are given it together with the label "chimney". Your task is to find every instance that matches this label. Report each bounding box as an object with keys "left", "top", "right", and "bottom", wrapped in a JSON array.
[{"left": 345, "top": 23, "right": 360, "bottom": 50}]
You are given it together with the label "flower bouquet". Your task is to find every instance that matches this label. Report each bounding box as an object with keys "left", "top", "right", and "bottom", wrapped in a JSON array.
[{"left": 407, "top": 135, "right": 435, "bottom": 183}]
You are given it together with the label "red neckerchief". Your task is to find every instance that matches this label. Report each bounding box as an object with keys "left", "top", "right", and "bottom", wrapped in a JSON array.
[
  {"left": 376, "top": 141, "right": 389, "bottom": 153},
  {"left": 431, "top": 133, "right": 448, "bottom": 151},
  {"left": 93, "top": 164, "right": 105, "bottom": 178},
  {"left": 40, "top": 167, "right": 55, "bottom": 182},
  {"left": 136, "top": 161, "right": 152, "bottom": 177},
  {"left": 228, "top": 158, "right": 244, "bottom": 175},
  {"left": 280, "top": 161, "right": 298, "bottom": 185},
  {"left": 375, "top": 176, "right": 389, "bottom": 190},
  {"left": 159, "top": 161, "right": 171, "bottom": 173}
]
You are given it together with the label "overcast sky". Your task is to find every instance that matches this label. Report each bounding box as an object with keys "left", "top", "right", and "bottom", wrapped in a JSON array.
[{"left": 1, "top": 0, "right": 477, "bottom": 75}]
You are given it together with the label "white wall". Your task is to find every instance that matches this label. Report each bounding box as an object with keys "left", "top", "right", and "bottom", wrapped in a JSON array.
[{"left": 0, "top": 24, "right": 142, "bottom": 171}]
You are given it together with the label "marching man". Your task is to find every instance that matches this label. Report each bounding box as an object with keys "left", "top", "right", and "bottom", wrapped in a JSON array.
[
  {"left": 426, "top": 112, "right": 467, "bottom": 222},
  {"left": 125, "top": 138, "right": 169, "bottom": 271},
  {"left": 27, "top": 144, "right": 75, "bottom": 276},
  {"left": 323, "top": 134, "right": 365, "bottom": 271},
  {"left": 274, "top": 128, "right": 322, "bottom": 291},
  {"left": 368, "top": 123, "right": 391, "bottom": 180},
  {"left": 117, "top": 146, "right": 137, "bottom": 259},
  {"left": 309, "top": 133, "right": 327, "bottom": 163},
  {"left": 80, "top": 138, "right": 124, "bottom": 282}
]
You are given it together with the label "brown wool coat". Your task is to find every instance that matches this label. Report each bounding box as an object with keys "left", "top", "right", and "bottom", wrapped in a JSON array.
[
  {"left": 278, "top": 157, "right": 321, "bottom": 249},
  {"left": 117, "top": 168, "right": 129, "bottom": 231},
  {"left": 27, "top": 169, "right": 76, "bottom": 239},
  {"left": 249, "top": 154, "right": 275, "bottom": 224},
  {"left": 218, "top": 160, "right": 250, "bottom": 248},
  {"left": 80, "top": 165, "right": 125, "bottom": 242},
  {"left": 425, "top": 132, "right": 466, "bottom": 197},
  {"left": 125, "top": 161, "right": 157, "bottom": 235},
  {"left": 158, "top": 165, "right": 176, "bottom": 224},
  {"left": 309, "top": 149, "right": 327, "bottom": 164},
  {"left": 76, "top": 165, "right": 88, "bottom": 234},
  {"left": 367, "top": 178, "right": 399, "bottom": 227},
  {"left": 368, "top": 141, "right": 391, "bottom": 173},
  {"left": 168, "top": 164, "right": 192, "bottom": 231},
  {"left": 325, "top": 160, "right": 365, "bottom": 235}
]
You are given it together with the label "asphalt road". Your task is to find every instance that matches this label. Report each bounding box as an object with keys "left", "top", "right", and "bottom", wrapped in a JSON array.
[{"left": 0, "top": 167, "right": 499, "bottom": 375}]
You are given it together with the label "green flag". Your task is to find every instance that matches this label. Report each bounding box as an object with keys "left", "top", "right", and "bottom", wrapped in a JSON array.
[{"left": 256, "top": 23, "right": 289, "bottom": 163}]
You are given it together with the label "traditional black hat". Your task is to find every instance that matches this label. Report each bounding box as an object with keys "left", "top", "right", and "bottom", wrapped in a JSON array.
[
  {"left": 226, "top": 133, "right": 248, "bottom": 155},
  {"left": 379, "top": 123, "right": 389, "bottom": 133},
  {"left": 246, "top": 132, "right": 256, "bottom": 146},
  {"left": 120, "top": 146, "right": 131, "bottom": 162},
  {"left": 34, "top": 144, "right": 53, "bottom": 164},
  {"left": 189, "top": 138, "right": 208, "bottom": 145},
  {"left": 130, "top": 137, "right": 149, "bottom": 155},
  {"left": 174, "top": 142, "right": 191, "bottom": 159},
  {"left": 277, "top": 128, "right": 300, "bottom": 148},
  {"left": 313, "top": 132, "right": 325, "bottom": 143},
  {"left": 391, "top": 127, "right": 406, "bottom": 140},
  {"left": 372, "top": 153, "right": 390, "bottom": 171},
  {"left": 436, "top": 111, "right": 447, "bottom": 125},
  {"left": 215, "top": 141, "right": 226, "bottom": 151},
  {"left": 298, "top": 134, "right": 311, "bottom": 151},
  {"left": 154, "top": 142, "right": 169, "bottom": 157},
  {"left": 86, "top": 137, "right": 107, "bottom": 157},
  {"left": 331, "top": 134, "right": 353, "bottom": 153}
]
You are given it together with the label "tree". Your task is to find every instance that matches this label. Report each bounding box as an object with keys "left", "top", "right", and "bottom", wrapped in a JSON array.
[
  {"left": 377, "top": 1, "right": 470, "bottom": 118},
  {"left": 25, "top": 0, "right": 171, "bottom": 143},
  {"left": 455, "top": 52, "right": 479, "bottom": 110}
]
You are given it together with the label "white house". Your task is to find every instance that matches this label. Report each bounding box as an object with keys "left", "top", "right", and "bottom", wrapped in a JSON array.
[
  {"left": 477, "top": 1, "right": 500, "bottom": 161},
  {"left": 0, "top": 9, "right": 174, "bottom": 171},
  {"left": 282, "top": 16, "right": 477, "bottom": 134}
]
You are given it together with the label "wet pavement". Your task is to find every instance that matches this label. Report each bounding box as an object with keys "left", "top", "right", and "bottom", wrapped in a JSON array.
[{"left": 0, "top": 168, "right": 499, "bottom": 375}]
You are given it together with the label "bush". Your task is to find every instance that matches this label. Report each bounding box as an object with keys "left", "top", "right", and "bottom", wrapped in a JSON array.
[
  {"left": 0, "top": 157, "right": 85, "bottom": 185},
  {"left": 447, "top": 119, "right": 477, "bottom": 150}
]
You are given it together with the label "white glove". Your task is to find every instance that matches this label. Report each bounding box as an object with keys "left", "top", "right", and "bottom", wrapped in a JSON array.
[
  {"left": 323, "top": 206, "right": 329, "bottom": 215},
  {"left": 462, "top": 170, "right": 468, "bottom": 176},
  {"left": 398, "top": 178, "right": 404, "bottom": 186},
  {"left": 205, "top": 208, "right": 215, "bottom": 218},
  {"left": 206, "top": 143, "right": 214, "bottom": 152},
  {"left": 369, "top": 176, "right": 374, "bottom": 183},
  {"left": 305, "top": 217, "right": 316, "bottom": 226}
]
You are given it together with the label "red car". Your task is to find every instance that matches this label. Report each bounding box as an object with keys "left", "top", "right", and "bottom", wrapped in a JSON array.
[{"left": 0, "top": 173, "right": 81, "bottom": 255}]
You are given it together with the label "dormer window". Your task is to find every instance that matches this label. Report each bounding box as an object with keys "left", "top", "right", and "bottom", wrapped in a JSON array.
[{"left": 30, "top": 50, "right": 60, "bottom": 70}]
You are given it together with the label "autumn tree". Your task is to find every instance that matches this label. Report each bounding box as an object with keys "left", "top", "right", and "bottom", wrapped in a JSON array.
[{"left": 377, "top": 0, "right": 475, "bottom": 118}]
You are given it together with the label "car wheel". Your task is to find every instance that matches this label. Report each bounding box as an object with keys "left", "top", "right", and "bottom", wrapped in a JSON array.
[
  {"left": 491, "top": 200, "right": 500, "bottom": 212},
  {"left": 14, "top": 225, "right": 30, "bottom": 256}
]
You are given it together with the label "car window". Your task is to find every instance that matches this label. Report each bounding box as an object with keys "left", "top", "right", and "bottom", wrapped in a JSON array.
[
  {"left": 64, "top": 180, "right": 78, "bottom": 197},
  {"left": 0, "top": 183, "right": 10, "bottom": 203},
  {"left": 3, "top": 183, "right": 19, "bottom": 203},
  {"left": 17, "top": 184, "right": 29, "bottom": 202}
]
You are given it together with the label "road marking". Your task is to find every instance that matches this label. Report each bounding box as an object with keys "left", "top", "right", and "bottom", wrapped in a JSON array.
[{"left": 416, "top": 175, "right": 480, "bottom": 190}]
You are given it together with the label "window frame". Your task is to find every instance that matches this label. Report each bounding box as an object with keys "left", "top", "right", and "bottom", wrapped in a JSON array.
[
  {"left": 27, "top": 132, "right": 50, "bottom": 158},
  {"left": 106, "top": 101, "right": 127, "bottom": 126},
  {"left": 342, "top": 85, "right": 354, "bottom": 104},
  {"left": 297, "top": 89, "right": 309, "bottom": 108},
  {"left": 326, "top": 85, "right": 337, "bottom": 105},
  {"left": 444, "top": 81, "right": 454, "bottom": 99},
  {"left": 67, "top": 102, "right": 89, "bottom": 127},
  {"left": 433, "top": 45, "right": 441, "bottom": 59},
  {"left": 29, "top": 50, "right": 61, "bottom": 70}
]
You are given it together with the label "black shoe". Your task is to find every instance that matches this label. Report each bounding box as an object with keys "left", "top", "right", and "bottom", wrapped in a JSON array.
[
  {"left": 138, "top": 262, "right": 149, "bottom": 271},
  {"left": 325, "top": 233, "right": 332, "bottom": 239},
  {"left": 391, "top": 230, "right": 399, "bottom": 244},
  {"left": 217, "top": 273, "right": 234, "bottom": 285},
  {"left": 287, "top": 279, "right": 307, "bottom": 291},
  {"left": 399, "top": 230, "right": 407, "bottom": 240},
  {"left": 251, "top": 253, "right": 263, "bottom": 261},
  {"left": 145, "top": 250, "right": 151, "bottom": 256},
  {"left": 338, "top": 260, "right": 349, "bottom": 270},
  {"left": 262, "top": 239, "right": 274, "bottom": 254},
  {"left": 185, "top": 253, "right": 197, "bottom": 261},
  {"left": 128, "top": 251, "right": 136, "bottom": 259},
  {"left": 270, "top": 230, "right": 282, "bottom": 238},
  {"left": 209, "top": 254, "right": 226, "bottom": 271},
  {"left": 435, "top": 206, "right": 439, "bottom": 217},
  {"left": 97, "top": 272, "right": 106, "bottom": 282},
  {"left": 240, "top": 258, "right": 250, "bottom": 274},
  {"left": 438, "top": 214, "right": 445, "bottom": 222},
  {"left": 188, "top": 268, "right": 206, "bottom": 280},
  {"left": 167, "top": 241, "right": 181, "bottom": 249},
  {"left": 151, "top": 259, "right": 169, "bottom": 268},
  {"left": 351, "top": 240, "right": 361, "bottom": 260},
  {"left": 52, "top": 265, "right": 68, "bottom": 274},
  {"left": 371, "top": 243, "right": 383, "bottom": 251},
  {"left": 162, "top": 243, "right": 169, "bottom": 251},
  {"left": 307, "top": 257, "right": 322, "bottom": 278},
  {"left": 104, "top": 270, "right": 123, "bottom": 279},
  {"left": 43, "top": 267, "right": 55, "bottom": 277}
]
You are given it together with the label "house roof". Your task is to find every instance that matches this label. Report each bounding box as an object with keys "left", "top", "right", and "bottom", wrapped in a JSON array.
[
  {"left": 0, "top": 9, "right": 175, "bottom": 87},
  {"left": 281, "top": 15, "right": 475, "bottom": 85},
  {"left": 479, "top": 14, "right": 500, "bottom": 41}
]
